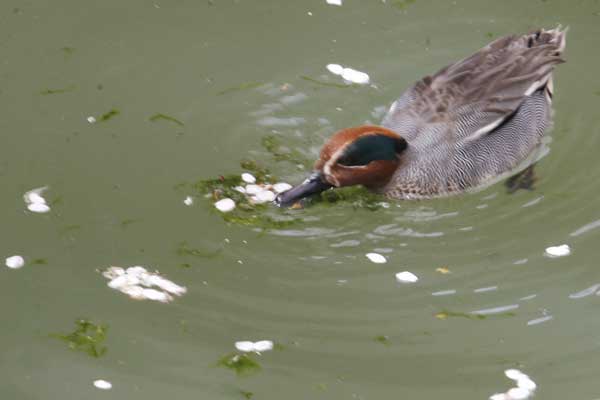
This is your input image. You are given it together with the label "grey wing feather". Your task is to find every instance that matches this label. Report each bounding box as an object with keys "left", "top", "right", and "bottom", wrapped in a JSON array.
[{"left": 381, "top": 27, "right": 567, "bottom": 145}]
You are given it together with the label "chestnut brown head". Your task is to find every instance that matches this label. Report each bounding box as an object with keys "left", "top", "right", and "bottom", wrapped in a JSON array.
[{"left": 276, "top": 126, "right": 407, "bottom": 206}]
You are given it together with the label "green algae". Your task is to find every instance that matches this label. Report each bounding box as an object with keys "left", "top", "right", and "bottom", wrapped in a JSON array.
[
  {"left": 260, "top": 135, "right": 311, "bottom": 167},
  {"left": 217, "top": 81, "right": 264, "bottom": 96},
  {"left": 51, "top": 319, "right": 108, "bottom": 358},
  {"left": 435, "top": 310, "right": 517, "bottom": 321},
  {"left": 374, "top": 335, "right": 391, "bottom": 345},
  {"left": 40, "top": 85, "right": 76, "bottom": 95},
  {"left": 217, "top": 353, "right": 261, "bottom": 376},
  {"left": 392, "top": 0, "right": 416, "bottom": 10},
  {"left": 149, "top": 113, "right": 184, "bottom": 126},
  {"left": 100, "top": 108, "right": 120, "bottom": 122},
  {"left": 300, "top": 75, "right": 352, "bottom": 89}
]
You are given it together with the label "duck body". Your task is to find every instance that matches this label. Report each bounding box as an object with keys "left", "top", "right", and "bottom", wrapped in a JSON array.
[{"left": 276, "top": 27, "right": 567, "bottom": 206}]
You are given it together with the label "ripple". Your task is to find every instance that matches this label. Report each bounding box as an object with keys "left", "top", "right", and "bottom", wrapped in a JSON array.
[
  {"left": 330, "top": 240, "right": 360, "bottom": 248},
  {"left": 373, "top": 224, "right": 444, "bottom": 238},
  {"left": 568, "top": 284, "right": 600, "bottom": 299},
  {"left": 527, "top": 315, "right": 553, "bottom": 326},
  {"left": 570, "top": 218, "right": 600, "bottom": 237},
  {"left": 472, "top": 304, "right": 519, "bottom": 315}
]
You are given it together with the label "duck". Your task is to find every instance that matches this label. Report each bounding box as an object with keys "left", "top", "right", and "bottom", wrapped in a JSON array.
[{"left": 276, "top": 27, "right": 567, "bottom": 207}]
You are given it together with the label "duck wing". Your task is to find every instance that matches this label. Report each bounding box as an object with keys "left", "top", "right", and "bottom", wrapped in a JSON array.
[{"left": 381, "top": 27, "right": 567, "bottom": 145}]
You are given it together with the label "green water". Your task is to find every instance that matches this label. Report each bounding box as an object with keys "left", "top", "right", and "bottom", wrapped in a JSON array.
[{"left": 2, "top": 1, "right": 600, "bottom": 399}]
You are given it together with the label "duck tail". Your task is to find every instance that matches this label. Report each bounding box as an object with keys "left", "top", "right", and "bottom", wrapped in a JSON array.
[{"left": 527, "top": 25, "right": 568, "bottom": 55}]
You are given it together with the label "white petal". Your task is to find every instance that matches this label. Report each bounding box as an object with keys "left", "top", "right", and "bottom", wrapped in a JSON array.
[
  {"left": 214, "top": 198, "right": 236, "bottom": 212},
  {"left": 23, "top": 186, "right": 48, "bottom": 204},
  {"left": 326, "top": 64, "right": 344, "bottom": 75},
  {"left": 147, "top": 275, "right": 187, "bottom": 296},
  {"left": 506, "top": 387, "right": 531, "bottom": 400},
  {"left": 516, "top": 376, "right": 537, "bottom": 391},
  {"left": 235, "top": 341, "right": 255, "bottom": 352},
  {"left": 326, "top": 0, "right": 342, "bottom": 5},
  {"left": 253, "top": 340, "right": 274, "bottom": 352},
  {"left": 395, "top": 271, "right": 419, "bottom": 283},
  {"left": 254, "top": 190, "right": 276, "bottom": 203},
  {"left": 5, "top": 255, "right": 25, "bottom": 269},
  {"left": 241, "top": 173, "right": 256, "bottom": 184},
  {"left": 27, "top": 192, "right": 47, "bottom": 205},
  {"left": 183, "top": 196, "right": 194, "bottom": 206},
  {"left": 341, "top": 67, "right": 370, "bottom": 84},
  {"left": 93, "top": 380, "right": 112, "bottom": 390},
  {"left": 120, "top": 285, "right": 146, "bottom": 300},
  {"left": 365, "top": 253, "right": 386, "bottom": 264},
  {"left": 272, "top": 183, "right": 292, "bottom": 193},
  {"left": 545, "top": 244, "right": 570, "bottom": 257},
  {"left": 234, "top": 186, "right": 246, "bottom": 193},
  {"left": 108, "top": 274, "right": 140, "bottom": 289},
  {"left": 142, "top": 288, "right": 171, "bottom": 303},
  {"left": 245, "top": 184, "right": 262, "bottom": 195},
  {"left": 27, "top": 203, "right": 50, "bottom": 213},
  {"left": 505, "top": 369, "right": 525, "bottom": 381},
  {"left": 102, "top": 266, "right": 125, "bottom": 279}
]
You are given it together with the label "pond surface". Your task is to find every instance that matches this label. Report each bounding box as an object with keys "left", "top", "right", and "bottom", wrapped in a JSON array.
[{"left": 2, "top": 1, "right": 600, "bottom": 399}]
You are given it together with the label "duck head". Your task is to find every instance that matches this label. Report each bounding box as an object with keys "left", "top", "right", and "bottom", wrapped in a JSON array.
[{"left": 275, "top": 125, "right": 407, "bottom": 207}]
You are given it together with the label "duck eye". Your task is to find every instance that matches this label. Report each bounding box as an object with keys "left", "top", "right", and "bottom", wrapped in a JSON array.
[{"left": 337, "top": 134, "right": 405, "bottom": 166}]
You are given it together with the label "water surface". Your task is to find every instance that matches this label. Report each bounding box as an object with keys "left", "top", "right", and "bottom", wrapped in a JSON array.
[{"left": 2, "top": 1, "right": 600, "bottom": 399}]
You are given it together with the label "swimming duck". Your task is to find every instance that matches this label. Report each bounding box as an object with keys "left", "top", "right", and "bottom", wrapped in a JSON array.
[{"left": 276, "top": 27, "right": 567, "bottom": 206}]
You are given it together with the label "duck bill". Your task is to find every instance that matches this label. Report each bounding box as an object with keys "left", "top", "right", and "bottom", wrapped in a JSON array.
[{"left": 275, "top": 172, "right": 333, "bottom": 207}]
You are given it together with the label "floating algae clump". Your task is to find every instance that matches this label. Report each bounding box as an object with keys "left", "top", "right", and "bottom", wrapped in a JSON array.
[{"left": 51, "top": 318, "right": 108, "bottom": 357}]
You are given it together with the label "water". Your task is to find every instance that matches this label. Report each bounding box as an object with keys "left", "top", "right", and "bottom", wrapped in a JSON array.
[{"left": 2, "top": 1, "right": 600, "bottom": 399}]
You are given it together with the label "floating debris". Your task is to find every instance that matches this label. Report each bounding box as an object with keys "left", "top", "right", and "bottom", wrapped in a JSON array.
[
  {"left": 87, "top": 116, "right": 96, "bottom": 124},
  {"left": 395, "top": 271, "right": 418, "bottom": 283},
  {"left": 102, "top": 266, "right": 187, "bottom": 303},
  {"left": 241, "top": 173, "right": 256, "bottom": 184},
  {"left": 544, "top": 244, "right": 571, "bottom": 258},
  {"left": 326, "top": 64, "right": 370, "bottom": 84},
  {"left": 5, "top": 255, "right": 25, "bottom": 269},
  {"left": 51, "top": 319, "right": 108, "bottom": 358},
  {"left": 490, "top": 369, "right": 537, "bottom": 400},
  {"left": 326, "top": 0, "right": 342, "bottom": 5},
  {"left": 183, "top": 196, "right": 194, "bottom": 206},
  {"left": 214, "top": 198, "right": 236, "bottom": 212},
  {"left": 93, "top": 380, "right": 112, "bottom": 390},
  {"left": 365, "top": 252, "right": 386, "bottom": 264},
  {"left": 23, "top": 186, "right": 50, "bottom": 213},
  {"left": 235, "top": 340, "right": 274, "bottom": 353},
  {"left": 435, "top": 266, "right": 451, "bottom": 274}
]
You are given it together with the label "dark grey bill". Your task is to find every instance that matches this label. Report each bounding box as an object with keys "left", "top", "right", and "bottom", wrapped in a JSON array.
[{"left": 275, "top": 172, "right": 333, "bottom": 207}]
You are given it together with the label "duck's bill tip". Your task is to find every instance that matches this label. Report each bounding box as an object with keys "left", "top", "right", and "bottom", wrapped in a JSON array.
[{"left": 275, "top": 173, "right": 333, "bottom": 207}]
